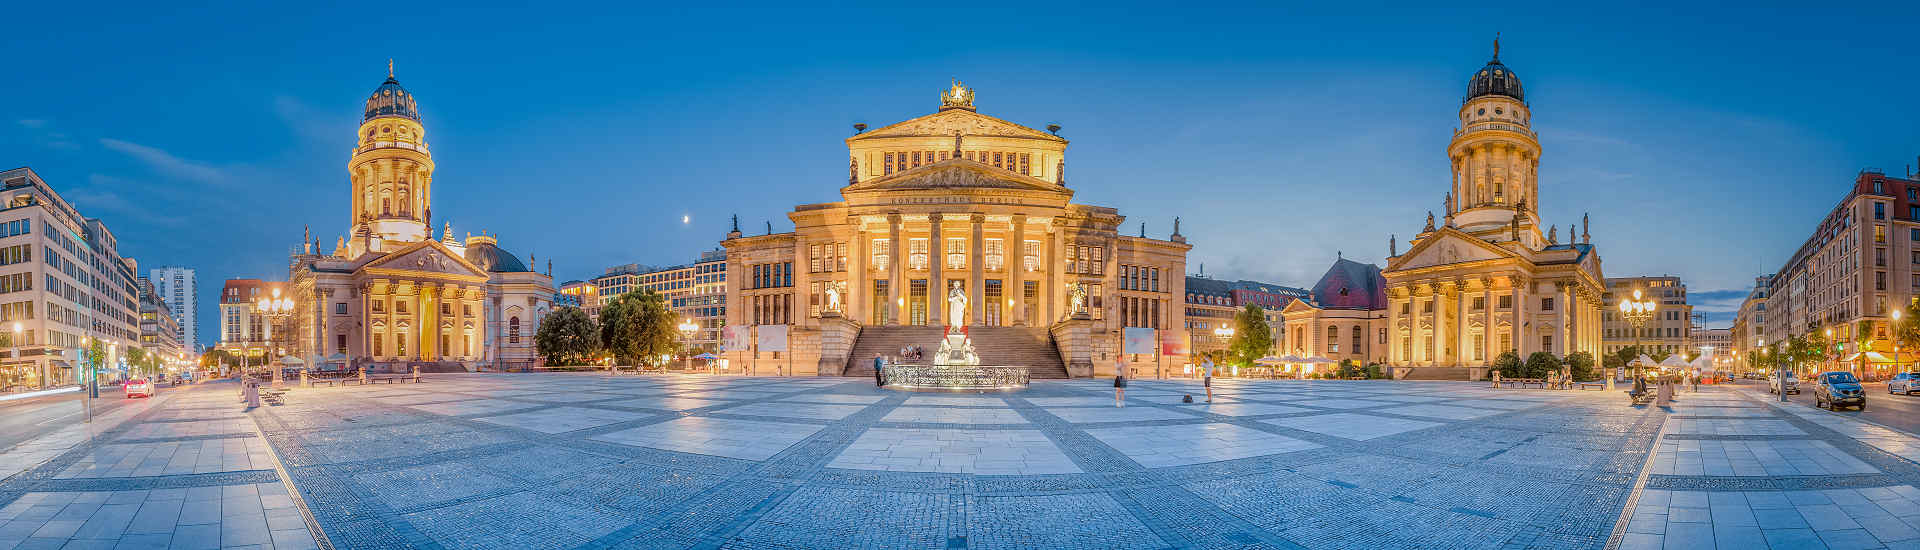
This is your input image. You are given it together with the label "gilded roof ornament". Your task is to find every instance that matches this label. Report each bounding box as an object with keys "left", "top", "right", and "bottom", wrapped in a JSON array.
[{"left": 940, "top": 80, "right": 975, "bottom": 111}]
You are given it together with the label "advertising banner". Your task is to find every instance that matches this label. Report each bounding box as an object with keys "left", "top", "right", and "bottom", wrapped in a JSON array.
[
  {"left": 1123, "top": 327, "right": 1157, "bottom": 355},
  {"left": 756, "top": 325, "right": 789, "bottom": 352},
  {"left": 722, "top": 325, "right": 750, "bottom": 353},
  {"left": 1160, "top": 332, "right": 1188, "bottom": 356}
]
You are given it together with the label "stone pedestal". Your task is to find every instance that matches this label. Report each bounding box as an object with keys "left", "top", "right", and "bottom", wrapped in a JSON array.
[
  {"left": 1050, "top": 317, "right": 1095, "bottom": 378},
  {"left": 814, "top": 315, "right": 861, "bottom": 376}
]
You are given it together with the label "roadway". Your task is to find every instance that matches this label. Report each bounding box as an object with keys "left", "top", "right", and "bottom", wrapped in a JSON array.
[
  {"left": 0, "top": 384, "right": 162, "bottom": 451},
  {"left": 1732, "top": 378, "right": 1920, "bottom": 435}
]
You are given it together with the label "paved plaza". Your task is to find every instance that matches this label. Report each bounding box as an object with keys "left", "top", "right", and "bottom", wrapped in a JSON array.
[{"left": 15, "top": 376, "right": 1920, "bottom": 548}]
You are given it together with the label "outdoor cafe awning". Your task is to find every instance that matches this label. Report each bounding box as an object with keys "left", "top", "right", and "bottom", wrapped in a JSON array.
[{"left": 1841, "top": 351, "right": 1897, "bottom": 364}]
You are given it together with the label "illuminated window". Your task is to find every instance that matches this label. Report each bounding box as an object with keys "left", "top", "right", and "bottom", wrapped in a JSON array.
[
  {"left": 946, "top": 238, "right": 966, "bottom": 270},
  {"left": 872, "top": 238, "right": 890, "bottom": 271},
  {"left": 908, "top": 238, "right": 929, "bottom": 270},
  {"left": 1023, "top": 240, "right": 1040, "bottom": 272},
  {"left": 984, "top": 239, "right": 1004, "bottom": 271}
]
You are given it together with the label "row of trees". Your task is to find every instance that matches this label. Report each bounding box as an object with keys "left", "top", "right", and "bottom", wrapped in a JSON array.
[
  {"left": 535, "top": 290, "right": 685, "bottom": 366},
  {"left": 1492, "top": 350, "right": 1597, "bottom": 380}
]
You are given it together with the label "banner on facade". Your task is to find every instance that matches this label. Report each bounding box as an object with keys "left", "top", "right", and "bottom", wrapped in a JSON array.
[
  {"left": 722, "top": 326, "right": 750, "bottom": 353},
  {"left": 756, "top": 325, "right": 789, "bottom": 352},
  {"left": 1160, "top": 332, "right": 1188, "bottom": 356},
  {"left": 1123, "top": 327, "right": 1157, "bottom": 355}
]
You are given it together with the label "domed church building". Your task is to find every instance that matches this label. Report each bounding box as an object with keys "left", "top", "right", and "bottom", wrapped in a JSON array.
[
  {"left": 1380, "top": 39, "right": 1606, "bottom": 380},
  {"left": 286, "top": 65, "right": 554, "bottom": 373}
]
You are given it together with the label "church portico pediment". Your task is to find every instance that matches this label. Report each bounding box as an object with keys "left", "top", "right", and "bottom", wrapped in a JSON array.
[
  {"left": 1388, "top": 229, "right": 1520, "bottom": 272},
  {"left": 359, "top": 240, "right": 488, "bottom": 281}
]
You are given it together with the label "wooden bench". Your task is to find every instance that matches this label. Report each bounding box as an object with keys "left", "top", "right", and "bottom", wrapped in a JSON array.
[
  {"left": 1576, "top": 382, "right": 1607, "bottom": 390},
  {"left": 1497, "top": 378, "right": 1545, "bottom": 389},
  {"left": 370, "top": 374, "right": 423, "bottom": 384}
]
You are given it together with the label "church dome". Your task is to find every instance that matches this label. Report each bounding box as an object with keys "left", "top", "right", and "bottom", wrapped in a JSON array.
[
  {"left": 463, "top": 240, "right": 531, "bottom": 273},
  {"left": 364, "top": 73, "right": 421, "bottom": 122},
  {"left": 1465, "top": 39, "right": 1523, "bottom": 102}
]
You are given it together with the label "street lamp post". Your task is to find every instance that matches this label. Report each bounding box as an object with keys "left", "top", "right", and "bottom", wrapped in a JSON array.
[
  {"left": 1617, "top": 289, "right": 1658, "bottom": 385},
  {"left": 1895, "top": 310, "right": 1904, "bottom": 378},
  {"left": 677, "top": 320, "right": 697, "bottom": 372},
  {"left": 256, "top": 291, "right": 295, "bottom": 388},
  {"left": 1213, "top": 326, "right": 1234, "bottom": 378}
]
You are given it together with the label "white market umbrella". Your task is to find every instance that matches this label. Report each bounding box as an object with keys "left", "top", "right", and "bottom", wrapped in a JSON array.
[
  {"left": 1659, "top": 355, "right": 1690, "bottom": 368},
  {"left": 1628, "top": 354, "right": 1657, "bottom": 367}
]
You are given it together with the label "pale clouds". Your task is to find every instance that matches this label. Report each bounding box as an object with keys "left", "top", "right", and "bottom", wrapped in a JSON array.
[
  {"left": 272, "top": 95, "right": 351, "bottom": 143},
  {"left": 98, "top": 138, "right": 232, "bottom": 188},
  {"left": 16, "top": 119, "right": 46, "bottom": 129},
  {"left": 64, "top": 174, "right": 187, "bottom": 227}
]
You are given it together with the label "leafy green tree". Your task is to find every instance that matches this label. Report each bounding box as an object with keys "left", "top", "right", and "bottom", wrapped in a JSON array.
[
  {"left": 1565, "top": 351, "right": 1596, "bottom": 381},
  {"left": 1337, "top": 359, "right": 1361, "bottom": 379},
  {"left": 1523, "top": 352, "right": 1561, "bottom": 379},
  {"left": 1898, "top": 299, "right": 1920, "bottom": 365},
  {"left": 1224, "top": 305, "right": 1275, "bottom": 367},
  {"left": 82, "top": 339, "right": 107, "bottom": 386},
  {"left": 535, "top": 306, "right": 600, "bottom": 365},
  {"left": 1492, "top": 350, "right": 1522, "bottom": 377},
  {"left": 126, "top": 347, "right": 149, "bottom": 379},
  {"left": 600, "top": 291, "right": 679, "bottom": 366}
]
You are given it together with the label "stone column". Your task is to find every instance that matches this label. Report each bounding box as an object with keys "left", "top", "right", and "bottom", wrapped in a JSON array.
[
  {"left": 849, "top": 222, "right": 867, "bottom": 323},
  {"left": 888, "top": 214, "right": 903, "bottom": 326},
  {"left": 1046, "top": 223, "right": 1062, "bottom": 323},
  {"left": 1512, "top": 278, "right": 1529, "bottom": 358},
  {"left": 1010, "top": 214, "right": 1026, "bottom": 326},
  {"left": 970, "top": 214, "right": 985, "bottom": 326},
  {"left": 1558, "top": 282, "right": 1572, "bottom": 356},
  {"left": 929, "top": 213, "right": 944, "bottom": 326},
  {"left": 1431, "top": 283, "right": 1447, "bottom": 366},
  {"left": 1481, "top": 278, "right": 1494, "bottom": 364},
  {"left": 1387, "top": 292, "right": 1402, "bottom": 363},
  {"left": 1456, "top": 280, "right": 1470, "bottom": 367}
]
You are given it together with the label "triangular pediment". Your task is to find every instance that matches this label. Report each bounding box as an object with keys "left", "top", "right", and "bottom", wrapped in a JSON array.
[
  {"left": 360, "top": 239, "right": 487, "bottom": 278},
  {"left": 1388, "top": 227, "right": 1522, "bottom": 272},
  {"left": 1281, "top": 299, "right": 1322, "bottom": 315},
  {"left": 853, "top": 109, "right": 1065, "bottom": 143},
  {"left": 844, "top": 159, "right": 1069, "bottom": 194}
]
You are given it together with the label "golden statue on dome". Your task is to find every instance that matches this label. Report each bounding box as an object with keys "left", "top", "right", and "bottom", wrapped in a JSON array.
[{"left": 940, "top": 80, "right": 975, "bottom": 111}]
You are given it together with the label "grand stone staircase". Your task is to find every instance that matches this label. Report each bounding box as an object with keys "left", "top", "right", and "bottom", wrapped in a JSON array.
[
  {"left": 1399, "top": 367, "right": 1474, "bottom": 381},
  {"left": 844, "top": 326, "right": 1070, "bottom": 379}
]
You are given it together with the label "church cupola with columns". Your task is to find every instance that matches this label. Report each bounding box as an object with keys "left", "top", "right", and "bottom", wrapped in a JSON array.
[
  {"left": 349, "top": 61, "right": 435, "bottom": 253},
  {"left": 1447, "top": 36, "right": 1543, "bottom": 248}
]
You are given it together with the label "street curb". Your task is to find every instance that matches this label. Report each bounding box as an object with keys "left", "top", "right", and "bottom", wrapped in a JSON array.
[
  {"left": 1603, "top": 398, "right": 1671, "bottom": 550},
  {"left": 243, "top": 388, "right": 337, "bottom": 550}
]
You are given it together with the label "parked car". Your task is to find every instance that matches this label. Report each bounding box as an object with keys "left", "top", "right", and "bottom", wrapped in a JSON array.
[
  {"left": 1770, "top": 373, "right": 1800, "bottom": 395},
  {"left": 1891, "top": 372, "right": 1920, "bottom": 395},
  {"left": 1814, "top": 371, "right": 1865, "bottom": 410},
  {"left": 123, "top": 378, "right": 154, "bottom": 399}
]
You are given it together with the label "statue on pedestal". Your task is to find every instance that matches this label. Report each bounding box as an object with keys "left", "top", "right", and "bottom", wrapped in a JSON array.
[
  {"left": 825, "top": 282, "right": 843, "bottom": 314},
  {"left": 946, "top": 281, "right": 967, "bottom": 332},
  {"left": 1068, "top": 282, "right": 1088, "bottom": 317}
]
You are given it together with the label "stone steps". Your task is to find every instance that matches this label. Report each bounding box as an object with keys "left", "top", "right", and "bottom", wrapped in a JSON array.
[{"left": 846, "top": 326, "right": 1069, "bottom": 379}]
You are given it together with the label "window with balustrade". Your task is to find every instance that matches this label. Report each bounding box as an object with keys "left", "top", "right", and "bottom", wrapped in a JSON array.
[
  {"left": 984, "top": 239, "right": 1004, "bottom": 271},
  {"left": 871, "top": 239, "right": 890, "bottom": 271},
  {"left": 946, "top": 238, "right": 965, "bottom": 270},
  {"left": 908, "top": 238, "right": 928, "bottom": 270}
]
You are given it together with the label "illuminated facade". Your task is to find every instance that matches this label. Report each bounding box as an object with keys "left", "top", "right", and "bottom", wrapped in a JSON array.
[
  {"left": 1381, "top": 40, "right": 1606, "bottom": 379},
  {"left": 286, "top": 65, "right": 554, "bottom": 372},
  {"left": 0, "top": 168, "right": 143, "bottom": 389},
  {"left": 722, "top": 82, "right": 1191, "bottom": 377}
]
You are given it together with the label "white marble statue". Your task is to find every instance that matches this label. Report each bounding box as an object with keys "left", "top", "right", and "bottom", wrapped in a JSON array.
[
  {"left": 825, "top": 282, "right": 842, "bottom": 312},
  {"left": 946, "top": 281, "right": 967, "bottom": 329}
]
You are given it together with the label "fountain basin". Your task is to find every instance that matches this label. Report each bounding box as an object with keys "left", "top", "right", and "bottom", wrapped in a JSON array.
[{"left": 881, "top": 364, "right": 1030, "bottom": 392}]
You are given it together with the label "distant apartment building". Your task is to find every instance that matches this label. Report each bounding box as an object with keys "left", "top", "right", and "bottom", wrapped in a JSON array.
[
  {"left": 149, "top": 266, "right": 196, "bottom": 351},
  {"left": 216, "top": 279, "right": 287, "bottom": 360},
  {"left": 1602, "top": 276, "right": 1694, "bottom": 356},
  {"left": 0, "top": 167, "right": 144, "bottom": 389},
  {"left": 1183, "top": 274, "right": 1306, "bottom": 358},
  {"left": 137, "top": 276, "right": 183, "bottom": 361},
  {"left": 1700, "top": 327, "right": 1732, "bottom": 364},
  {"left": 1732, "top": 274, "right": 1772, "bottom": 359},
  {"left": 590, "top": 251, "right": 728, "bottom": 352}
]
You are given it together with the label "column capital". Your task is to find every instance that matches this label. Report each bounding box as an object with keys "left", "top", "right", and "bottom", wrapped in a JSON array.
[
  {"left": 929, "top": 212, "right": 945, "bottom": 223},
  {"left": 970, "top": 213, "right": 986, "bottom": 224},
  {"left": 887, "top": 212, "right": 903, "bottom": 223}
]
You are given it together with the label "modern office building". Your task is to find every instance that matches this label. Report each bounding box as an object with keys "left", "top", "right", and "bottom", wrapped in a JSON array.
[
  {"left": 0, "top": 167, "right": 144, "bottom": 389},
  {"left": 1602, "top": 276, "right": 1695, "bottom": 357},
  {"left": 587, "top": 251, "right": 728, "bottom": 353},
  {"left": 149, "top": 266, "right": 196, "bottom": 350}
]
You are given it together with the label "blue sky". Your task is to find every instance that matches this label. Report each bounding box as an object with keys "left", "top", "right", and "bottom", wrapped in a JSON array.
[{"left": 4, "top": 3, "right": 1917, "bottom": 345}]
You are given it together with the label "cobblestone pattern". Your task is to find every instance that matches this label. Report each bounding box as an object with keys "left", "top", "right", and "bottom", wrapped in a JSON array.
[{"left": 244, "top": 375, "right": 1668, "bottom": 549}]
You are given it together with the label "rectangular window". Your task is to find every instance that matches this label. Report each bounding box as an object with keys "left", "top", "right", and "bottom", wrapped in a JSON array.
[
  {"left": 837, "top": 242, "right": 848, "bottom": 272},
  {"left": 872, "top": 238, "right": 890, "bottom": 271},
  {"left": 1499, "top": 295, "right": 1513, "bottom": 309},
  {"left": 334, "top": 303, "right": 346, "bottom": 315},
  {"left": 1541, "top": 298, "right": 1554, "bottom": 311},
  {"left": 1023, "top": 240, "right": 1040, "bottom": 272},
  {"left": 1875, "top": 202, "right": 1885, "bottom": 219},
  {"left": 1472, "top": 296, "right": 1486, "bottom": 311},
  {"left": 883, "top": 152, "right": 894, "bottom": 175},
  {"left": 809, "top": 245, "right": 822, "bottom": 272},
  {"left": 1877, "top": 271, "right": 1886, "bottom": 291},
  {"left": 946, "top": 238, "right": 965, "bottom": 270},
  {"left": 1876, "top": 225, "right": 1886, "bottom": 243},
  {"left": 909, "top": 238, "right": 929, "bottom": 270},
  {"left": 984, "top": 238, "right": 1004, "bottom": 271},
  {"left": 336, "top": 334, "right": 347, "bottom": 354},
  {"left": 1020, "top": 153, "right": 1031, "bottom": 175}
]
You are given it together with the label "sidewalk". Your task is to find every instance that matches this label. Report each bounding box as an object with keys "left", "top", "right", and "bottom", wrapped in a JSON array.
[
  {"left": 1617, "top": 386, "right": 1920, "bottom": 549},
  {"left": 0, "top": 382, "right": 321, "bottom": 549}
]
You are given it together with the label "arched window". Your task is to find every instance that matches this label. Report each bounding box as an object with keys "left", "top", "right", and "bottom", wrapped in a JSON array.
[
  {"left": 509, "top": 316, "right": 521, "bottom": 344},
  {"left": 1352, "top": 324, "right": 1363, "bottom": 354},
  {"left": 1327, "top": 325, "right": 1339, "bottom": 353},
  {"left": 382, "top": 198, "right": 391, "bottom": 215},
  {"left": 1494, "top": 183, "right": 1505, "bottom": 202}
]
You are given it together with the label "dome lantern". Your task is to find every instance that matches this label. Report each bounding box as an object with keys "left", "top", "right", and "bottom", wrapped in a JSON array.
[{"left": 1465, "top": 35, "right": 1524, "bottom": 102}]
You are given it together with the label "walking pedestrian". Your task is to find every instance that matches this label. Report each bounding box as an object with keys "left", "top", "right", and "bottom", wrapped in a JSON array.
[
  {"left": 872, "top": 354, "right": 886, "bottom": 387},
  {"left": 1113, "top": 357, "right": 1128, "bottom": 407},
  {"left": 1202, "top": 358, "right": 1216, "bottom": 403}
]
